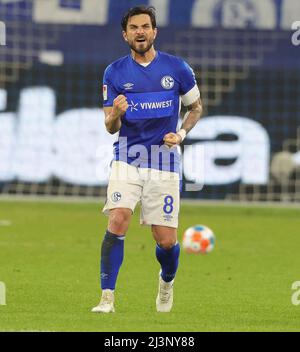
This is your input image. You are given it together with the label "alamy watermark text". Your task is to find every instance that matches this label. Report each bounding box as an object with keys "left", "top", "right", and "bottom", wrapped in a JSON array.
[{"left": 291, "top": 21, "right": 300, "bottom": 46}]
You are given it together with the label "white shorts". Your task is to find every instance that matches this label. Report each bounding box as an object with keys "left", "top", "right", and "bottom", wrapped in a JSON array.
[{"left": 103, "top": 161, "right": 180, "bottom": 228}]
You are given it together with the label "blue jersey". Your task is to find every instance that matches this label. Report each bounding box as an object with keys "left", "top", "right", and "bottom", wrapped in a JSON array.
[{"left": 103, "top": 51, "right": 200, "bottom": 173}]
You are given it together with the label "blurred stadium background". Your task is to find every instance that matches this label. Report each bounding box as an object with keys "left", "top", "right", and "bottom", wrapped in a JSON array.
[{"left": 0, "top": 0, "right": 300, "bottom": 202}]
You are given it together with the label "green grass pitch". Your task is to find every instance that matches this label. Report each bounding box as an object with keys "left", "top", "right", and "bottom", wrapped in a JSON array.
[{"left": 0, "top": 199, "right": 300, "bottom": 332}]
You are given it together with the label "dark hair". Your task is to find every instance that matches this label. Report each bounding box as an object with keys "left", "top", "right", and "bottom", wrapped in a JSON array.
[{"left": 121, "top": 5, "right": 156, "bottom": 31}]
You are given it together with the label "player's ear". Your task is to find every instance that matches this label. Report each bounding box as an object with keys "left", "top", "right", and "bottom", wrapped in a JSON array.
[
  {"left": 122, "top": 31, "right": 128, "bottom": 42},
  {"left": 153, "top": 28, "right": 158, "bottom": 39}
]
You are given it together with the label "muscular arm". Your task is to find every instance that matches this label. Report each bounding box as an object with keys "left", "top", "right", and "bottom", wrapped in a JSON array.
[
  {"left": 104, "top": 106, "right": 122, "bottom": 134},
  {"left": 163, "top": 97, "right": 203, "bottom": 147},
  {"left": 104, "top": 95, "right": 128, "bottom": 134},
  {"left": 180, "top": 97, "right": 203, "bottom": 134}
]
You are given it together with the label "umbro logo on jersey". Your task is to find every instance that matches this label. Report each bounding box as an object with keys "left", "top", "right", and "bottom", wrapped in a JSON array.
[{"left": 123, "top": 83, "right": 134, "bottom": 90}]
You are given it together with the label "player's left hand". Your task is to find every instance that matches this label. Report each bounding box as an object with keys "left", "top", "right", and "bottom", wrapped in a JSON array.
[{"left": 163, "top": 132, "right": 182, "bottom": 148}]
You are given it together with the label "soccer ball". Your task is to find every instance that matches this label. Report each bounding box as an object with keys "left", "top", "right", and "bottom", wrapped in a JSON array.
[{"left": 182, "top": 225, "right": 215, "bottom": 254}]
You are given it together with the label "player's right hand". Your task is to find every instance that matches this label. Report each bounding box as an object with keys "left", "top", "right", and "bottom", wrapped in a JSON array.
[{"left": 112, "top": 95, "right": 128, "bottom": 118}]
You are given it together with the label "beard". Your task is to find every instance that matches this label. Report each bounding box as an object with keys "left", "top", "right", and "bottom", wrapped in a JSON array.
[{"left": 128, "top": 38, "right": 154, "bottom": 55}]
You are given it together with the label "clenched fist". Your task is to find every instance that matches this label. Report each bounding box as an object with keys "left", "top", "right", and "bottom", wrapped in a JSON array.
[
  {"left": 112, "top": 95, "right": 129, "bottom": 118},
  {"left": 163, "top": 132, "right": 183, "bottom": 148}
]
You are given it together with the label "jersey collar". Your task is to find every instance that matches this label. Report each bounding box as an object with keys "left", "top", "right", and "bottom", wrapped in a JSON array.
[{"left": 130, "top": 50, "right": 159, "bottom": 69}]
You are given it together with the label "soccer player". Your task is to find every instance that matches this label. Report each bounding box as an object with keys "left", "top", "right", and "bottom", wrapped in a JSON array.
[{"left": 92, "top": 6, "right": 202, "bottom": 313}]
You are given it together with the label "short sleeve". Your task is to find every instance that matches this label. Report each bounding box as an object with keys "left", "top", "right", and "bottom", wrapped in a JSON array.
[
  {"left": 178, "top": 60, "right": 200, "bottom": 107},
  {"left": 102, "top": 65, "right": 119, "bottom": 107}
]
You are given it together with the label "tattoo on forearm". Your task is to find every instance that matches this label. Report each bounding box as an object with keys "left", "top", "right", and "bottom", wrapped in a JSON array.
[{"left": 181, "top": 99, "right": 203, "bottom": 134}]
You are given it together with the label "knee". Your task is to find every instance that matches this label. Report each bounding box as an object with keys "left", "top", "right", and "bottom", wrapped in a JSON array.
[
  {"left": 156, "top": 238, "right": 177, "bottom": 250},
  {"left": 108, "top": 210, "right": 131, "bottom": 234},
  {"left": 152, "top": 226, "right": 177, "bottom": 250}
]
